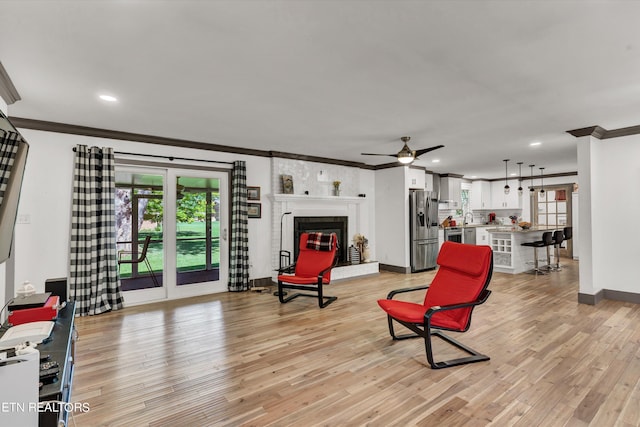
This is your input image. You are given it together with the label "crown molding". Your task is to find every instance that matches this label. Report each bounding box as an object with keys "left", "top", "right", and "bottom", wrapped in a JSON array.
[
  {"left": 0, "top": 62, "right": 21, "bottom": 105},
  {"left": 566, "top": 124, "right": 640, "bottom": 139},
  {"left": 9, "top": 116, "right": 384, "bottom": 170}
]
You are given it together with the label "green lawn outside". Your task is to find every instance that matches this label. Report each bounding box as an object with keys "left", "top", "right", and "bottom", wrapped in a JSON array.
[{"left": 118, "top": 221, "right": 220, "bottom": 278}]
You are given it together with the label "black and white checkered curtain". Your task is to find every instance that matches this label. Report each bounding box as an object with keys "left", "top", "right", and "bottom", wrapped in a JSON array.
[
  {"left": 0, "top": 130, "right": 21, "bottom": 207},
  {"left": 69, "top": 145, "right": 124, "bottom": 316},
  {"left": 228, "top": 160, "right": 250, "bottom": 291}
]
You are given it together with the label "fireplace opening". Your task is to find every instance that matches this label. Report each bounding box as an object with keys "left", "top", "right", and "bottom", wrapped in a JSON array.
[{"left": 293, "top": 216, "right": 348, "bottom": 265}]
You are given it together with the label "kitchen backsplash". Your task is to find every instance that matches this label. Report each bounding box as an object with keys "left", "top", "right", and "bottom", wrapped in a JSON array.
[{"left": 438, "top": 208, "right": 522, "bottom": 225}]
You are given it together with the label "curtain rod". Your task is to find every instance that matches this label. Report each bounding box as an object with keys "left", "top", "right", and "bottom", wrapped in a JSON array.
[{"left": 72, "top": 147, "right": 234, "bottom": 165}]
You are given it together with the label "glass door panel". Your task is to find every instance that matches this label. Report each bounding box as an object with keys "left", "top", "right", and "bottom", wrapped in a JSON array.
[
  {"left": 115, "top": 169, "right": 166, "bottom": 302},
  {"left": 169, "top": 170, "right": 228, "bottom": 298}
]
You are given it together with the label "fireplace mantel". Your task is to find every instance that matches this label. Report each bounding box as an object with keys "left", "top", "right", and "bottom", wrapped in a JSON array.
[{"left": 271, "top": 194, "right": 367, "bottom": 204}]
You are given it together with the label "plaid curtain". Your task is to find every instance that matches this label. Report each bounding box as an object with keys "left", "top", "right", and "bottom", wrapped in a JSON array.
[
  {"left": 0, "top": 130, "right": 21, "bottom": 206},
  {"left": 69, "top": 145, "right": 124, "bottom": 316},
  {"left": 228, "top": 160, "right": 250, "bottom": 291}
]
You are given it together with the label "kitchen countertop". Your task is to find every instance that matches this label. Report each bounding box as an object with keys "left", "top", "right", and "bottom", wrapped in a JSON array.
[
  {"left": 486, "top": 226, "right": 560, "bottom": 233},
  {"left": 439, "top": 224, "right": 494, "bottom": 229}
]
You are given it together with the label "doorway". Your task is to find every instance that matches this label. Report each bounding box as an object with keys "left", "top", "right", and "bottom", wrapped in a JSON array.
[{"left": 115, "top": 166, "right": 229, "bottom": 305}]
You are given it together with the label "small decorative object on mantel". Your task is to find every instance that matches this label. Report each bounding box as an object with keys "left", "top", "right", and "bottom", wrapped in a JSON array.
[
  {"left": 333, "top": 180, "right": 341, "bottom": 196},
  {"left": 352, "top": 233, "right": 370, "bottom": 263},
  {"left": 282, "top": 175, "right": 294, "bottom": 194}
]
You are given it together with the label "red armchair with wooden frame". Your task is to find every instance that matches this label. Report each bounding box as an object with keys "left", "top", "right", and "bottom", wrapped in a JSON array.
[
  {"left": 277, "top": 232, "right": 338, "bottom": 308},
  {"left": 378, "top": 241, "right": 493, "bottom": 369}
]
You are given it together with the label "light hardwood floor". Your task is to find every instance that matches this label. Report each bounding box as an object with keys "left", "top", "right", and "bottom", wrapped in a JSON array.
[{"left": 71, "top": 259, "right": 640, "bottom": 426}]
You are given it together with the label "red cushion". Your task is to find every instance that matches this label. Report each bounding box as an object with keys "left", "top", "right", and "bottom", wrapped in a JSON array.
[
  {"left": 279, "top": 233, "right": 336, "bottom": 285},
  {"left": 277, "top": 274, "right": 330, "bottom": 285},
  {"left": 293, "top": 233, "right": 336, "bottom": 281},
  {"left": 436, "top": 241, "right": 490, "bottom": 276},
  {"left": 379, "top": 242, "right": 492, "bottom": 331}
]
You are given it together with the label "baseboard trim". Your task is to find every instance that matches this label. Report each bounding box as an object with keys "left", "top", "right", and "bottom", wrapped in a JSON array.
[
  {"left": 379, "top": 263, "right": 411, "bottom": 274},
  {"left": 603, "top": 289, "right": 640, "bottom": 304},
  {"left": 578, "top": 288, "right": 640, "bottom": 305},
  {"left": 577, "top": 291, "right": 603, "bottom": 305}
]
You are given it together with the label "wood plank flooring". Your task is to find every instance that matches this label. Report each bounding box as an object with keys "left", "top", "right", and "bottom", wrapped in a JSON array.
[{"left": 70, "top": 260, "right": 640, "bottom": 426}]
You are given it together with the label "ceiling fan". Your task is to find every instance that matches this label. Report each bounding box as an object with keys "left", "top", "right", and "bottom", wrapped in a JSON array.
[{"left": 361, "top": 136, "right": 444, "bottom": 164}]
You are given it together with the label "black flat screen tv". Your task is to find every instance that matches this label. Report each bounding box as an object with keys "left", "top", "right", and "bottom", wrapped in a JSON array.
[{"left": 0, "top": 113, "right": 29, "bottom": 265}]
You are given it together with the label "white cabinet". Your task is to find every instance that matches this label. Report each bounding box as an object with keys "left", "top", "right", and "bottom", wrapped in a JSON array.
[
  {"left": 470, "top": 180, "right": 491, "bottom": 210},
  {"left": 407, "top": 167, "right": 426, "bottom": 189},
  {"left": 438, "top": 228, "right": 444, "bottom": 252},
  {"left": 425, "top": 173, "right": 434, "bottom": 192},
  {"left": 490, "top": 232, "right": 513, "bottom": 268},
  {"left": 440, "top": 176, "right": 462, "bottom": 209},
  {"left": 491, "top": 179, "right": 521, "bottom": 209},
  {"left": 475, "top": 226, "right": 490, "bottom": 245}
]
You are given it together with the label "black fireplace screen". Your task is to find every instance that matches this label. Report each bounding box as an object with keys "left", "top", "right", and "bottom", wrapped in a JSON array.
[{"left": 293, "top": 216, "right": 348, "bottom": 265}]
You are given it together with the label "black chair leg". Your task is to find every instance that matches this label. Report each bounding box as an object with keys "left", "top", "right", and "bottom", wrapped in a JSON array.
[
  {"left": 424, "top": 330, "right": 490, "bottom": 369},
  {"left": 277, "top": 281, "right": 336, "bottom": 308},
  {"left": 144, "top": 257, "right": 161, "bottom": 287}
]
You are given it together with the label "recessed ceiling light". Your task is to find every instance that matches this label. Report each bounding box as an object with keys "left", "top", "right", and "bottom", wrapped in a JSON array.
[
  {"left": 510, "top": 173, "right": 517, "bottom": 176},
  {"left": 431, "top": 159, "right": 440, "bottom": 163},
  {"left": 99, "top": 94, "right": 118, "bottom": 102},
  {"left": 470, "top": 175, "right": 477, "bottom": 178},
  {"left": 530, "top": 141, "right": 542, "bottom": 146}
]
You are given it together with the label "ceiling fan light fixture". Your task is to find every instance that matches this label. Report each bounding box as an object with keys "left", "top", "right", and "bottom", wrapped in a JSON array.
[
  {"left": 397, "top": 136, "right": 415, "bottom": 164},
  {"left": 397, "top": 151, "right": 414, "bottom": 164}
]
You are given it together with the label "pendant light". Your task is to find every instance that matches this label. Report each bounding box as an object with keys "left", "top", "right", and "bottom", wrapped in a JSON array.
[
  {"left": 503, "top": 159, "right": 510, "bottom": 195},
  {"left": 517, "top": 162, "right": 523, "bottom": 196},
  {"left": 529, "top": 164, "right": 535, "bottom": 193},
  {"left": 539, "top": 167, "right": 545, "bottom": 197}
]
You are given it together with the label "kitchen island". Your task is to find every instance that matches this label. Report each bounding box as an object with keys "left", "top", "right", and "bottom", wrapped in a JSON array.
[{"left": 486, "top": 227, "right": 560, "bottom": 274}]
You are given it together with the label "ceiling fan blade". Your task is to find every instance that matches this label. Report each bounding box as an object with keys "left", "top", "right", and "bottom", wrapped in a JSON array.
[
  {"left": 414, "top": 145, "right": 445, "bottom": 158},
  {"left": 361, "top": 153, "right": 397, "bottom": 157}
]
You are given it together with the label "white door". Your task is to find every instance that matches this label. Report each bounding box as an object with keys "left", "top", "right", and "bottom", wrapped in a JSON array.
[
  {"left": 166, "top": 169, "right": 229, "bottom": 299},
  {"left": 115, "top": 166, "right": 229, "bottom": 305}
]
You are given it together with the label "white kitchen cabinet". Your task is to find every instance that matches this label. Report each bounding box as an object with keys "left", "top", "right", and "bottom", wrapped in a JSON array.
[
  {"left": 490, "top": 232, "right": 513, "bottom": 268},
  {"left": 438, "top": 228, "right": 444, "bottom": 252},
  {"left": 407, "top": 167, "right": 426, "bottom": 189},
  {"left": 490, "top": 179, "right": 521, "bottom": 209},
  {"left": 470, "top": 180, "right": 491, "bottom": 210},
  {"left": 440, "top": 176, "right": 462, "bottom": 209},
  {"left": 475, "top": 226, "right": 490, "bottom": 245},
  {"left": 425, "top": 173, "right": 434, "bottom": 192}
]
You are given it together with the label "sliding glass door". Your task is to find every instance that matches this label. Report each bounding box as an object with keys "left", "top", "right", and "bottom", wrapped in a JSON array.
[
  {"left": 115, "top": 166, "right": 229, "bottom": 305},
  {"left": 169, "top": 170, "right": 228, "bottom": 297}
]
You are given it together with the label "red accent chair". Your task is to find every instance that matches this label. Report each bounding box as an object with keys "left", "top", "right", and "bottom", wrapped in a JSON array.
[
  {"left": 277, "top": 232, "right": 338, "bottom": 308},
  {"left": 378, "top": 241, "right": 493, "bottom": 369}
]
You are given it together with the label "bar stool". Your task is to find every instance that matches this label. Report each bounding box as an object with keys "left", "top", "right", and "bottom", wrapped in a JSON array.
[
  {"left": 521, "top": 231, "right": 553, "bottom": 274},
  {"left": 552, "top": 229, "right": 564, "bottom": 271},
  {"left": 563, "top": 226, "right": 573, "bottom": 243}
]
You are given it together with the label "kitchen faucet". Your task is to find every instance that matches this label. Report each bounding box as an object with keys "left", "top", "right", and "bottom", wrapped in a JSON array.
[{"left": 464, "top": 211, "right": 474, "bottom": 225}]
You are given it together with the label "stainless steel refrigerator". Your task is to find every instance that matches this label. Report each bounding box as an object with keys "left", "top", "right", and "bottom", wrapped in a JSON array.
[{"left": 410, "top": 190, "right": 439, "bottom": 272}]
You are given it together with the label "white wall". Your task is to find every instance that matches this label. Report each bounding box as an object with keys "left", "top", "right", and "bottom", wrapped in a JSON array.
[
  {"left": 580, "top": 134, "right": 640, "bottom": 295},
  {"left": 375, "top": 167, "right": 409, "bottom": 268},
  {"left": 11, "top": 129, "right": 273, "bottom": 295}
]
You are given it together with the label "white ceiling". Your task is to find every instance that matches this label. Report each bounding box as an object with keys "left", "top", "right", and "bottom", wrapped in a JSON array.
[{"left": 2, "top": 1, "right": 640, "bottom": 179}]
